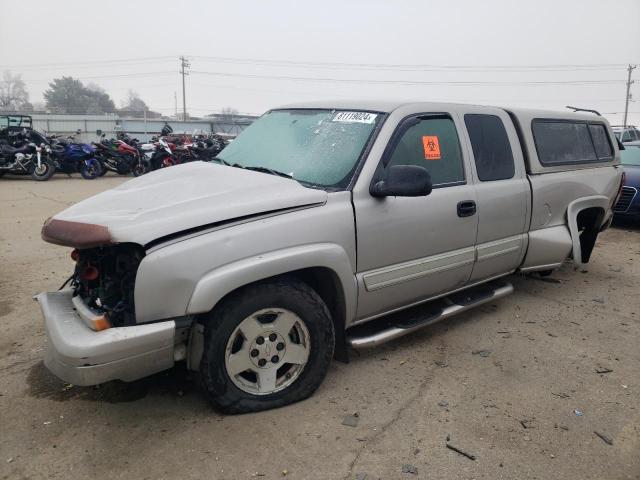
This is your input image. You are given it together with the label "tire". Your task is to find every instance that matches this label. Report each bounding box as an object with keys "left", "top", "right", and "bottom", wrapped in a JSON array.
[
  {"left": 132, "top": 160, "right": 150, "bottom": 177},
  {"left": 29, "top": 159, "right": 55, "bottom": 181},
  {"left": 80, "top": 159, "right": 103, "bottom": 180},
  {"left": 199, "top": 279, "right": 335, "bottom": 414}
]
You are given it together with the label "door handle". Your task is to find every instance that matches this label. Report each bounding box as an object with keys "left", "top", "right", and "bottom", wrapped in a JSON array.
[{"left": 457, "top": 200, "right": 476, "bottom": 217}]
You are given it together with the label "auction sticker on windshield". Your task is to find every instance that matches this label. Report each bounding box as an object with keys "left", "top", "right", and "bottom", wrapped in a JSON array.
[{"left": 332, "top": 112, "right": 377, "bottom": 124}]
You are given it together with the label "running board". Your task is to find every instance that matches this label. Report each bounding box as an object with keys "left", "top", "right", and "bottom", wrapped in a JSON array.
[{"left": 346, "top": 280, "right": 514, "bottom": 349}]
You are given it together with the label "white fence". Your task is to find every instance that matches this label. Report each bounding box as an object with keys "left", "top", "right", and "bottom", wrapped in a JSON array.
[{"left": 22, "top": 114, "right": 256, "bottom": 143}]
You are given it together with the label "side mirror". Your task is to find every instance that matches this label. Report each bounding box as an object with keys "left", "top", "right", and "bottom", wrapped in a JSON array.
[{"left": 370, "top": 165, "right": 433, "bottom": 198}]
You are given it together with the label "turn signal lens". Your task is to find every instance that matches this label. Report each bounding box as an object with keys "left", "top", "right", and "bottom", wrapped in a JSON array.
[
  {"left": 70, "top": 249, "right": 80, "bottom": 262},
  {"left": 82, "top": 265, "right": 99, "bottom": 281},
  {"left": 92, "top": 315, "right": 111, "bottom": 331}
]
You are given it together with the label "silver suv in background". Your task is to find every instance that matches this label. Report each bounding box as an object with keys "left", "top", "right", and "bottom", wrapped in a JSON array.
[
  {"left": 612, "top": 125, "right": 640, "bottom": 143},
  {"left": 37, "top": 101, "right": 623, "bottom": 413}
]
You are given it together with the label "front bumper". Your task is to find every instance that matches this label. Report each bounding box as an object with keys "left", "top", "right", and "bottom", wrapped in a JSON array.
[{"left": 36, "top": 290, "right": 175, "bottom": 386}]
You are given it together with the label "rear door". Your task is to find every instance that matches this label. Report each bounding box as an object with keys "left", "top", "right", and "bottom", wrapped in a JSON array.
[{"left": 459, "top": 108, "right": 530, "bottom": 281}]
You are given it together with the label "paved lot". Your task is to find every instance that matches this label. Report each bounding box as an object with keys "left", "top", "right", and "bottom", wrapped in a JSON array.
[{"left": 0, "top": 174, "right": 639, "bottom": 480}]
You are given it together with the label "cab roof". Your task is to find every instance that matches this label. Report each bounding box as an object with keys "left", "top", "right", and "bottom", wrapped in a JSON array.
[{"left": 276, "top": 100, "right": 607, "bottom": 123}]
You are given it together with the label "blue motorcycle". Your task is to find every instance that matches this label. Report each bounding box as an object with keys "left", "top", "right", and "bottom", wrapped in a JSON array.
[{"left": 50, "top": 136, "right": 103, "bottom": 179}]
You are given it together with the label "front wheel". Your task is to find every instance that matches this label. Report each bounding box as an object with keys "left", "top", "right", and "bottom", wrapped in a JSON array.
[
  {"left": 132, "top": 160, "right": 150, "bottom": 177},
  {"left": 80, "top": 159, "right": 103, "bottom": 179},
  {"left": 199, "top": 279, "right": 335, "bottom": 413},
  {"left": 30, "top": 159, "right": 55, "bottom": 181}
]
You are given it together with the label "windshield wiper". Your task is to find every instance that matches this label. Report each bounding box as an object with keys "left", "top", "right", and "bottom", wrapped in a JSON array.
[
  {"left": 211, "top": 156, "right": 231, "bottom": 166},
  {"left": 242, "top": 165, "right": 294, "bottom": 179},
  {"left": 211, "top": 158, "right": 294, "bottom": 179}
]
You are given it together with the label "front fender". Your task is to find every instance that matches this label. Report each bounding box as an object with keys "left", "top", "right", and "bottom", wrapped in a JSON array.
[{"left": 187, "top": 243, "right": 357, "bottom": 322}]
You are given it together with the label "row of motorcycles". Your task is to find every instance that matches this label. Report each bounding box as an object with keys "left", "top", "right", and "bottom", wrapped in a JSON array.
[{"left": 0, "top": 124, "right": 228, "bottom": 181}]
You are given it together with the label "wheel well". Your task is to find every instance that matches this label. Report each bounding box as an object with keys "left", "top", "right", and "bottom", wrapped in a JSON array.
[
  {"left": 197, "top": 267, "right": 349, "bottom": 363},
  {"left": 575, "top": 207, "right": 605, "bottom": 264}
]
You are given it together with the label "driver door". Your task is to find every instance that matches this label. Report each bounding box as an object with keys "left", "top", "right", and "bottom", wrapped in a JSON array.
[{"left": 353, "top": 113, "right": 478, "bottom": 320}]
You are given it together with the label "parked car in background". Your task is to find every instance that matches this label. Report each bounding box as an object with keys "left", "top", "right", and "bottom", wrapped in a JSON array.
[
  {"left": 37, "top": 102, "right": 623, "bottom": 413},
  {"left": 612, "top": 125, "right": 640, "bottom": 143},
  {"left": 614, "top": 142, "right": 640, "bottom": 221}
]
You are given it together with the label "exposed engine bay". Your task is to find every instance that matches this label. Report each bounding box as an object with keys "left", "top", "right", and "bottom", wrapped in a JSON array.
[{"left": 70, "top": 243, "right": 144, "bottom": 327}]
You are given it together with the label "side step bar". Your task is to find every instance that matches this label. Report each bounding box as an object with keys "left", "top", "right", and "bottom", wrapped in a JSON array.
[{"left": 346, "top": 280, "right": 514, "bottom": 349}]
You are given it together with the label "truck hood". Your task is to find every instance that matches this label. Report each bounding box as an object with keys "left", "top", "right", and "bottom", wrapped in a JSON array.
[{"left": 42, "top": 162, "right": 328, "bottom": 247}]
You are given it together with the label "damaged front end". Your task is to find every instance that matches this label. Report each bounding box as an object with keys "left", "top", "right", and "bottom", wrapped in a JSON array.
[
  {"left": 37, "top": 223, "right": 176, "bottom": 385},
  {"left": 42, "top": 217, "right": 145, "bottom": 330},
  {"left": 67, "top": 244, "right": 145, "bottom": 329}
]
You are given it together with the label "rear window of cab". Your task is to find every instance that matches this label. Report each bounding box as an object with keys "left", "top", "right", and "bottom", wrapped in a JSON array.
[{"left": 531, "top": 119, "right": 614, "bottom": 166}]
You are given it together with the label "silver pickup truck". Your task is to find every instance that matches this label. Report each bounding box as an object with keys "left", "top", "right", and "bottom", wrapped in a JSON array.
[{"left": 37, "top": 101, "right": 624, "bottom": 413}]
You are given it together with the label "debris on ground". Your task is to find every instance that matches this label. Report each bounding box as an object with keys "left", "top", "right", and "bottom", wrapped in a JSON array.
[
  {"left": 355, "top": 473, "right": 367, "bottom": 480},
  {"left": 595, "top": 367, "right": 613, "bottom": 374},
  {"left": 446, "top": 443, "right": 477, "bottom": 461},
  {"left": 519, "top": 419, "right": 533, "bottom": 429},
  {"left": 402, "top": 464, "right": 418, "bottom": 474},
  {"left": 551, "top": 391, "right": 571, "bottom": 399},
  {"left": 472, "top": 349, "right": 492, "bottom": 357},
  {"left": 592, "top": 298, "right": 605, "bottom": 304},
  {"left": 342, "top": 413, "right": 360, "bottom": 427},
  {"left": 281, "top": 469, "right": 288, "bottom": 476},
  {"left": 434, "top": 360, "right": 448, "bottom": 367},
  {"left": 594, "top": 431, "right": 614, "bottom": 445},
  {"left": 574, "top": 409, "right": 583, "bottom": 416},
  {"left": 438, "top": 400, "right": 449, "bottom": 407}
]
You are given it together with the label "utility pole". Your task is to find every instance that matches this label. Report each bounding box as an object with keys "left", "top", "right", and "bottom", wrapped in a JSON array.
[
  {"left": 174, "top": 91, "right": 178, "bottom": 118},
  {"left": 623, "top": 64, "right": 636, "bottom": 128},
  {"left": 179, "top": 56, "right": 190, "bottom": 121}
]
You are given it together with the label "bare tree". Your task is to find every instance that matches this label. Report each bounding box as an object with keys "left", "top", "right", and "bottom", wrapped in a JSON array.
[
  {"left": 119, "top": 90, "right": 161, "bottom": 118},
  {"left": 0, "top": 70, "right": 30, "bottom": 111},
  {"left": 220, "top": 107, "right": 239, "bottom": 122}
]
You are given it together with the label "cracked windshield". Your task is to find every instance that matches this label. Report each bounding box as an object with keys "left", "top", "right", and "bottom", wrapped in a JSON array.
[{"left": 217, "top": 109, "right": 381, "bottom": 188}]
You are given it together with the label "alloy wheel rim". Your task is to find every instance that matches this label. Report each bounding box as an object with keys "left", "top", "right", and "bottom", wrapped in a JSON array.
[{"left": 224, "top": 308, "right": 310, "bottom": 395}]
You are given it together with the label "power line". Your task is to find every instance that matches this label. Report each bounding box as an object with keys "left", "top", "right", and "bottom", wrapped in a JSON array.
[
  {"left": 190, "top": 70, "right": 624, "bottom": 86},
  {"left": 0, "top": 56, "right": 175, "bottom": 70},
  {"left": 190, "top": 55, "right": 633, "bottom": 72},
  {"left": 188, "top": 78, "right": 629, "bottom": 102},
  {"left": 3, "top": 55, "right": 636, "bottom": 72}
]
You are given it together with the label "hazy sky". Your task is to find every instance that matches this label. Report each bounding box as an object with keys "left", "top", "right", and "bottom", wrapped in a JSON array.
[{"left": 1, "top": 0, "right": 639, "bottom": 124}]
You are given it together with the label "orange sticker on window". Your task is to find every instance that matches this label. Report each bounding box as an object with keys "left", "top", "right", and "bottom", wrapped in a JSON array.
[{"left": 422, "top": 135, "right": 441, "bottom": 160}]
